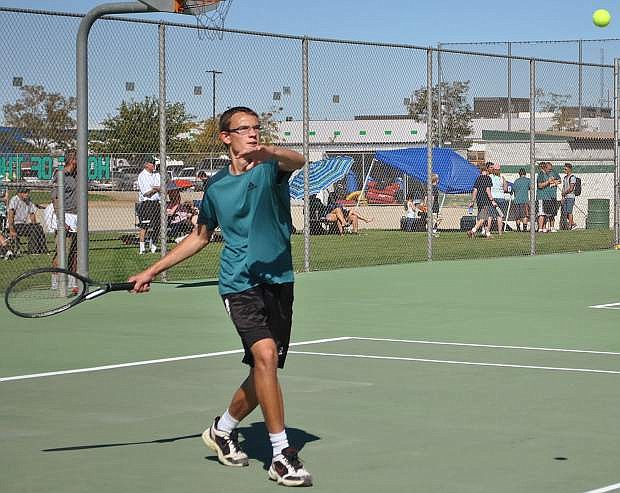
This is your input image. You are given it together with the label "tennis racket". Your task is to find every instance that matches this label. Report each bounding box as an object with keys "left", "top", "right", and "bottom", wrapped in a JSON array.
[{"left": 5, "top": 267, "right": 134, "bottom": 318}]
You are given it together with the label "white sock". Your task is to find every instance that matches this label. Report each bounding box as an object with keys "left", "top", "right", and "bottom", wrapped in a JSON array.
[
  {"left": 217, "top": 409, "right": 239, "bottom": 434},
  {"left": 269, "top": 430, "right": 289, "bottom": 458},
  {"left": 139, "top": 242, "right": 145, "bottom": 251}
]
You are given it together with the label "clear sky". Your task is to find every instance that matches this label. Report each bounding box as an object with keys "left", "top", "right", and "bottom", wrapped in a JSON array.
[
  {"left": 0, "top": 0, "right": 619, "bottom": 46},
  {"left": 0, "top": 1, "right": 617, "bottom": 125}
]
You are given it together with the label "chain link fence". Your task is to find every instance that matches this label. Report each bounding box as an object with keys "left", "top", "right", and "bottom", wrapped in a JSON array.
[{"left": 0, "top": 7, "right": 618, "bottom": 291}]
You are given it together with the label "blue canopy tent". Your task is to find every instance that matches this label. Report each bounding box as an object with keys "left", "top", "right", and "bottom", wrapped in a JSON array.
[
  {"left": 373, "top": 147, "right": 480, "bottom": 194},
  {"left": 357, "top": 147, "right": 484, "bottom": 232}
]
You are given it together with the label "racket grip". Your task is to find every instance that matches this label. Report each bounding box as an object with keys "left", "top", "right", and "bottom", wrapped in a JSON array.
[{"left": 109, "top": 282, "right": 136, "bottom": 292}]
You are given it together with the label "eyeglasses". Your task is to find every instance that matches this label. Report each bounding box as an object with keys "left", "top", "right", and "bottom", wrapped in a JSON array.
[{"left": 226, "top": 125, "right": 262, "bottom": 135}]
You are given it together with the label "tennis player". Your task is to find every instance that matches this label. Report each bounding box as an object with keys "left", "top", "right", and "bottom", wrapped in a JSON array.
[{"left": 129, "top": 107, "right": 312, "bottom": 487}]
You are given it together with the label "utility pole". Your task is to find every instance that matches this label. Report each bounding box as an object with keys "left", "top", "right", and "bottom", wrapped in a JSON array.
[{"left": 206, "top": 69, "right": 222, "bottom": 121}]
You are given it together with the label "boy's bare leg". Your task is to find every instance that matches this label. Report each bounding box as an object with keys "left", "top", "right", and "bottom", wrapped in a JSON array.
[{"left": 249, "top": 338, "right": 284, "bottom": 433}]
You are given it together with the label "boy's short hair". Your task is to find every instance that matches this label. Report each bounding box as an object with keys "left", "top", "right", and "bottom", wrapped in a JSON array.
[
  {"left": 564, "top": 162, "right": 573, "bottom": 170},
  {"left": 518, "top": 168, "right": 526, "bottom": 176},
  {"left": 219, "top": 106, "right": 259, "bottom": 132}
]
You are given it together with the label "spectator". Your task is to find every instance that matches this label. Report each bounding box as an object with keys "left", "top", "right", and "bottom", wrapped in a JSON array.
[
  {"left": 536, "top": 161, "right": 561, "bottom": 233},
  {"left": 489, "top": 163, "right": 508, "bottom": 235},
  {"left": 0, "top": 174, "right": 7, "bottom": 233},
  {"left": 429, "top": 173, "right": 441, "bottom": 236},
  {"left": 0, "top": 232, "right": 13, "bottom": 260},
  {"left": 467, "top": 162, "right": 496, "bottom": 238},
  {"left": 405, "top": 195, "right": 422, "bottom": 219},
  {"left": 137, "top": 159, "right": 161, "bottom": 254},
  {"left": 51, "top": 148, "right": 78, "bottom": 274},
  {"left": 166, "top": 184, "right": 197, "bottom": 242},
  {"left": 326, "top": 205, "right": 372, "bottom": 235},
  {"left": 561, "top": 163, "right": 577, "bottom": 230},
  {"left": 0, "top": 176, "right": 11, "bottom": 259},
  {"left": 345, "top": 208, "right": 372, "bottom": 234},
  {"left": 7, "top": 187, "right": 48, "bottom": 254},
  {"left": 511, "top": 168, "right": 531, "bottom": 232}
]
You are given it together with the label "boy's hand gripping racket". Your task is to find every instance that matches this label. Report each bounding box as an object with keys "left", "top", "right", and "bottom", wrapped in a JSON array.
[{"left": 5, "top": 267, "right": 134, "bottom": 318}]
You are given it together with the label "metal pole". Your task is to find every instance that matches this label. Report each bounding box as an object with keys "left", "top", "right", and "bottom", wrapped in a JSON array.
[
  {"left": 206, "top": 69, "right": 222, "bottom": 121},
  {"left": 302, "top": 37, "right": 310, "bottom": 272},
  {"left": 529, "top": 59, "right": 537, "bottom": 256},
  {"left": 56, "top": 165, "right": 66, "bottom": 270},
  {"left": 507, "top": 41, "right": 512, "bottom": 132},
  {"left": 76, "top": 2, "right": 149, "bottom": 277},
  {"left": 158, "top": 23, "right": 168, "bottom": 280},
  {"left": 427, "top": 49, "right": 433, "bottom": 261},
  {"left": 614, "top": 59, "right": 620, "bottom": 247},
  {"left": 578, "top": 40, "right": 583, "bottom": 131},
  {"left": 437, "top": 43, "right": 442, "bottom": 147}
]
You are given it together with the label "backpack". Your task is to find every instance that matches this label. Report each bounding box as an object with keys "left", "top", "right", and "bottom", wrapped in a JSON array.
[{"left": 573, "top": 176, "right": 581, "bottom": 196}]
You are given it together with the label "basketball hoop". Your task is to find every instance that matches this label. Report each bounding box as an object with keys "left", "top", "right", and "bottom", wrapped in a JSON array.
[{"left": 175, "top": 0, "right": 232, "bottom": 40}]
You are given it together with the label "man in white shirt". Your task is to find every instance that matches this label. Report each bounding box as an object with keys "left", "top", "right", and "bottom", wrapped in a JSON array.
[
  {"left": 137, "top": 160, "right": 161, "bottom": 254},
  {"left": 7, "top": 187, "right": 48, "bottom": 254}
]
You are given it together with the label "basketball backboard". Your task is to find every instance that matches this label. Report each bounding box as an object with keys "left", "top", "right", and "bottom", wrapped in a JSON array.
[{"left": 139, "top": 1, "right": 219, "bottom": 14}]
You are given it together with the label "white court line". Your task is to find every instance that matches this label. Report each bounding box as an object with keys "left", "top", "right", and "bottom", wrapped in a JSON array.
[
  {"left": 0, "top": 337, "right": 352, "bottom": 383},
  {"left": 289, "top": 351, "right": 620, "bottom": 375},
  {"left": 590, "top": 302, "right": 620, "bottom": 310},
  {"left": 583, "top": 482, "right": 620, "bottom": 493},
  {"left": 351, "top": 337, "right": 620, "bottom": 356}
]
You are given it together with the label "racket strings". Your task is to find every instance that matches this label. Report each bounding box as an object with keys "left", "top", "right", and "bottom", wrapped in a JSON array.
[{"left": 7, "top": 272, "right": 86, "bottom": 316}]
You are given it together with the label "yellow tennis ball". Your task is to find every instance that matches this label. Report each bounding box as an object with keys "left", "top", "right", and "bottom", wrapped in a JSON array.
[{"left": 593, "top": 9, "right": 611, "bottom": 27}]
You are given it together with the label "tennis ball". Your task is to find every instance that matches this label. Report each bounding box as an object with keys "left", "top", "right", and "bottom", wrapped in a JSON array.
[{"left": 593, "top": 9, "right": 611, "bottom": 27}]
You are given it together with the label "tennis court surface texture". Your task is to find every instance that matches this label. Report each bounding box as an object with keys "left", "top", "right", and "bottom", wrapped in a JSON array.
[{"left": 1, "top": 250, "right": 619, "bottom": 493}]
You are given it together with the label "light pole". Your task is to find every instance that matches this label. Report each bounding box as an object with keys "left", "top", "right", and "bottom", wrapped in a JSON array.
[{"left": 206, "top": 69, "right": 222, "bottom": 121}]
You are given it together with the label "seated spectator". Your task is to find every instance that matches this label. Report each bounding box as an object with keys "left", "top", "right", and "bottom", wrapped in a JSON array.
[
  {"left": 7, "top": 187, "right": 48, "bottom": 254},
  {"left": 166, "top": 186, "right": 197, "bottom": 243},
  {"left": 325, "top": 205, "right": 372, "bottom": 235},
  {"left": 421, "top": 173, "right": 441, "bottom": 236},
  {"left": 405, "top": 196, "right": 420, "bottom": 218},
  {"left": 0, "top": 231, "right": 13, "bottom": 259}
]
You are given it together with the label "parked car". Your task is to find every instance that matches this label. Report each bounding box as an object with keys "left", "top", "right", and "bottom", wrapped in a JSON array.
[{"left": 193, "top": 158, "right": 229, "bottom": 191}]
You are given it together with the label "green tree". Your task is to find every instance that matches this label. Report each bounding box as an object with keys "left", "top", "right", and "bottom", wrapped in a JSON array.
[
  {"left": 536, "top": 90, "right": 584, "bottom": 132},
  {"left": 3, "top": 84, "right": 76, "bottom": 151},
  {"left": 190, "top": 117, "right": 226, "bottom": 154},
  {"left": 259, "top": 107, "right": 282, "bottom": 145},
  {"left": 406, "top": 81, "right": 473, "bottom": 147},
  {"left": 92, "top": 97, "right": 195, "bottom": 156}
]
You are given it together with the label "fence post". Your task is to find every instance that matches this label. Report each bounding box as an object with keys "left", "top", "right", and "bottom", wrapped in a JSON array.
[
  {"left": 427, "top": 48, "right": 433, "bottom": 261},
  {"left": 507, "top": 41, "right": 512, "bottom": 132},
  {"left": 578, "top": 40, "right": 583, "bottom": 131},
  {"left": 158, "top": 22, "right": 168, "bottom": 281},
  {"left": 529, "top": 58, "right": 537, "bottom": 255},
  {"left": 437, "top": 43, "right": 442, "bottom": 147},
  {"left": 302, "top": 37, "right": 310, "bottom": 272},
  {"left": 614, "top": 58, "right": 620, "bottom": 247},
  {"left": 76, "top": 2, "right": 151, "bottom": 278},
  {"left": 56, "top": 165, "right": 66, "bottom": 270}
]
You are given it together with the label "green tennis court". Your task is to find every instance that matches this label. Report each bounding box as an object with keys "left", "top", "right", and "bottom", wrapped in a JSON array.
[{"left": 1, "top": 250, "right": 619, "bottom": 492}]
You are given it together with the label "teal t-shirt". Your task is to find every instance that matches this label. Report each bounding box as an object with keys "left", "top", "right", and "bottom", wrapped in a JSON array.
[
  {"left": 536, "top": 170, "right": 560, "bottom": 200},
  {"left": 511, "top": 176, "right": 530, "bottom": 204},
  {"left": 198, "top": 160, "right": 294, "bottom": 295}
]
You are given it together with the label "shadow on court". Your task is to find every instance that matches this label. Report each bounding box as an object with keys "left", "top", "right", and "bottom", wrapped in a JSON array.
[
  {"left": 41, "top": 424, "right": 320, "bottom": 467},
  {"left": 205, "top": 422, "right": 321, "bottom": 470},
  {"left": 41, "top": 433, "right": 201, "bottom": 452}
]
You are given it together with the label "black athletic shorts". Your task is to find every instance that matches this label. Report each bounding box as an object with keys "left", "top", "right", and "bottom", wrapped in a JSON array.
[
  {"left": 137, "top": 200, "right": 159, "bottom": 226},
  {"left": 222, "top": 282, "right": 294, "bottom": 369}
]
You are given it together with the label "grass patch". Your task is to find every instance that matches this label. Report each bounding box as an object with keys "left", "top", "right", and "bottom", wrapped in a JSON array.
[{"left": 0, "top": 229, "right": 613, "bottom": 291}]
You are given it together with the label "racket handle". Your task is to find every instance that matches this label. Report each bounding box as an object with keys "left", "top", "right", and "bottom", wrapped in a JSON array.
[{"left": 109, "top": 282, "right": 135, "bottom": 292}]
